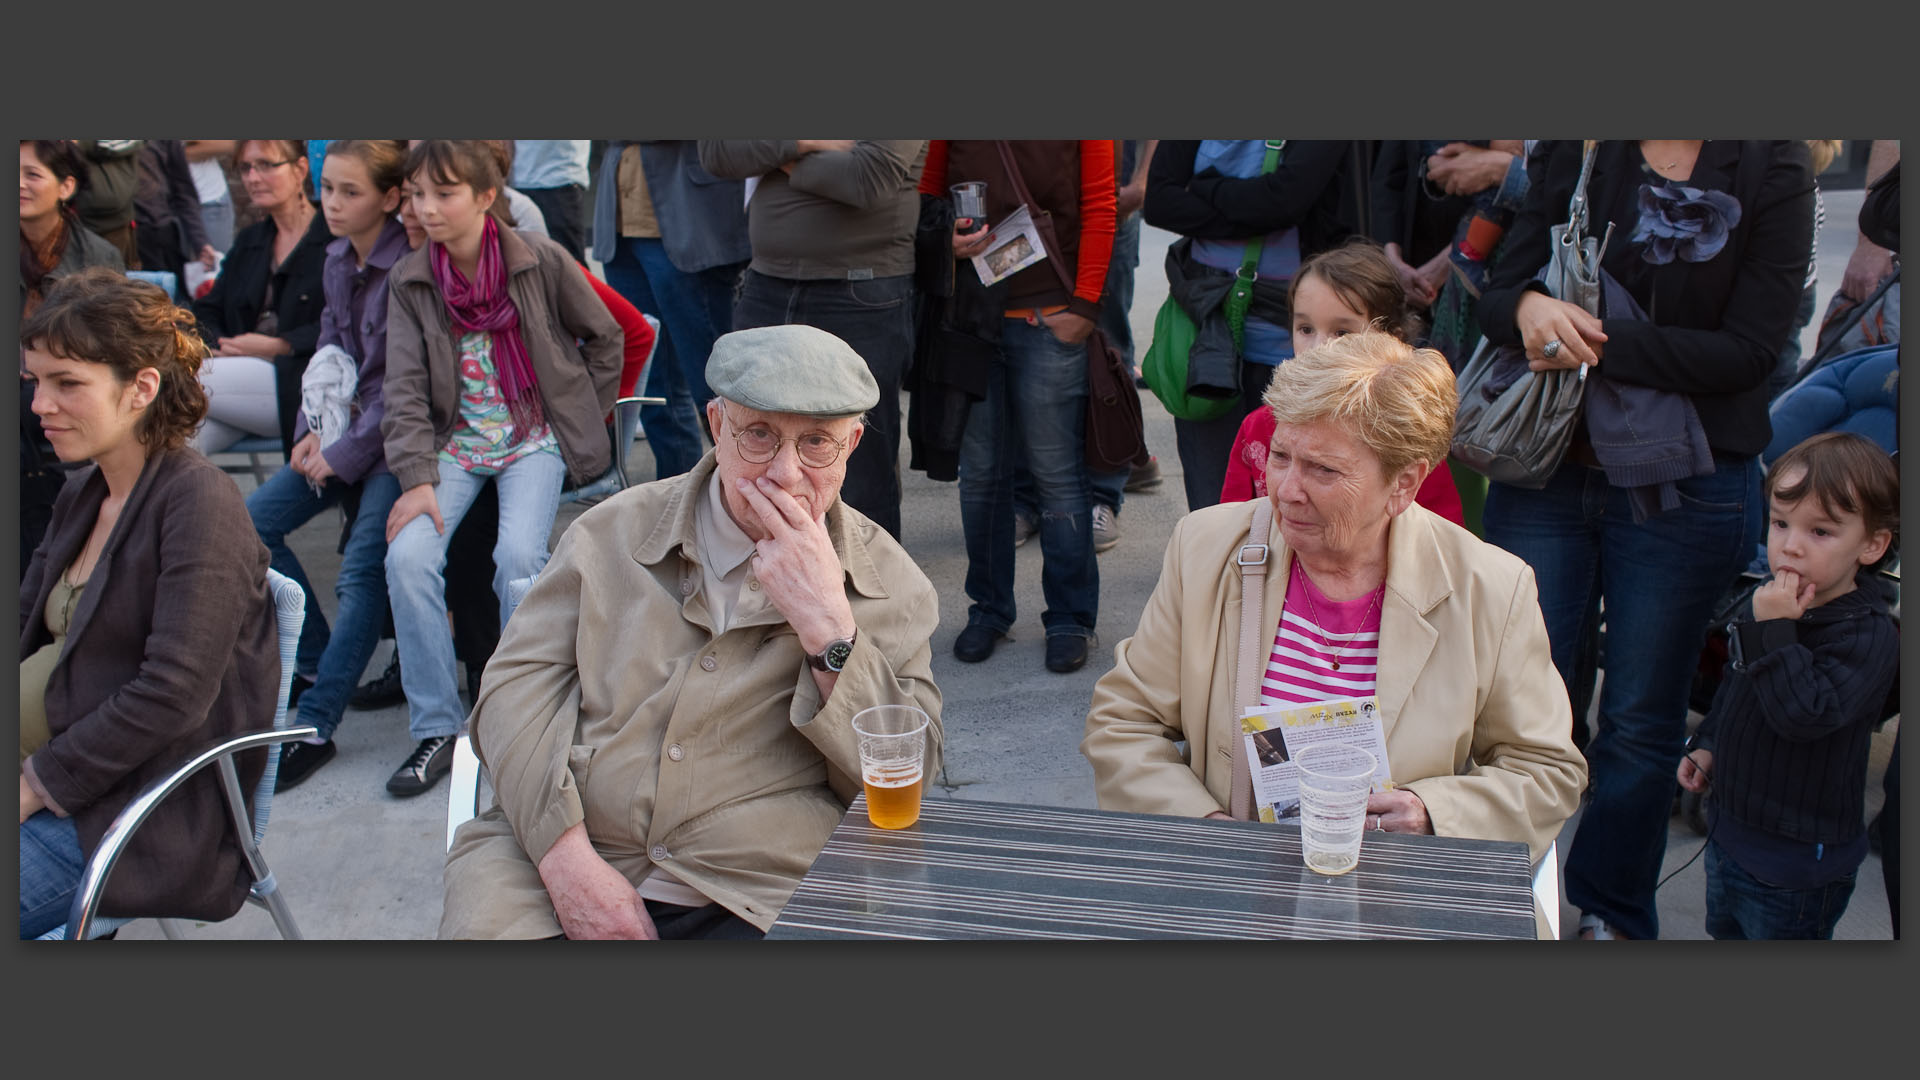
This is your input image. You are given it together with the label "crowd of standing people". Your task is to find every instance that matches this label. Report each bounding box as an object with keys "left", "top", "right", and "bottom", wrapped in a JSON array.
[{"left": 18, "top": 139, "right": 1900, "bottom": 940}]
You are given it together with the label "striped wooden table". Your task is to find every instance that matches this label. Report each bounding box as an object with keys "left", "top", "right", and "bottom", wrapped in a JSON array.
[{"left": 767, "top": 795, "right": 1538, "bottom": 940}]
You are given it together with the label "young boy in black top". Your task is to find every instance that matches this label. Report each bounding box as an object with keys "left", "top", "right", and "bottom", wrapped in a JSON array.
[{"left": 1677, "top": 432, "right": 1899, "bottom": 938}]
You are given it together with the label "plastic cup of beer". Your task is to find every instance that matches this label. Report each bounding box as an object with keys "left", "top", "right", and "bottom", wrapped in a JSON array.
[
  {"left": 851, "top": 705, "right": 931, "bottom": 829},
  {"left": 1293, "top": 744, "right": 1378, "bottom": 876},
  {"left": 949, "top": 182, "right": 988, "bottom": 234}
]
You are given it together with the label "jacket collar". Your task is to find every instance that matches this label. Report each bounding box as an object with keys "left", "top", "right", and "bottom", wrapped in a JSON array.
[
  {"left": 389, "top": 214, "right": 540, "bottom": 289},
  {"left": 328, "top": 216, "right": 413, "bottom": 270},
  {"left": 45, "top": 448, "right": 181, "bottom": 649},
  {"left": 1250, "top": 499, "right": 1454, "bottom": 743},
  {"left": 632, "top": 451, "right": 893, "bottom": 600}
]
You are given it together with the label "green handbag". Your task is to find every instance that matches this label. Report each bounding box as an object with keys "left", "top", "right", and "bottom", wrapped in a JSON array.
[
  {"left": 1141, "top": 292, "right": 1238, "bottom": 421},
  {"left": 1140, "top": 140, "right": 1285, "bottom": 423}
]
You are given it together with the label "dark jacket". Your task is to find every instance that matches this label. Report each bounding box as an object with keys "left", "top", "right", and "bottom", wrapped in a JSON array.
[
  {"left": 293, "top": 217, "right": 411, "bottom": 484},
  {"left": 1477, "top": 140, "right": 1816, "bottom": 458},
  {"left": 1692, "top": 573, "right": 1899, "bottom": 847},
  {"left": 192, "top": 209, "right": 334, "bottom": 450},
  {"left": 938, "top": 140, "right": 1109, "bottom": 321},
  {"left": 72, "top": 140, "right": 142, "bottom": 235},
  {"left": 20, "top": 448, "right": 279, "bottom": 921},
  {"left": 383, "top": 224, "right": 624, "bottom": 490},
  {"left": 590, "top": 140, "right": 752, "bottom": 274},
  {"left": 19, "top": 216, "right": 125, "bottom": 316},
  {"left": 1144, "top": 140, "right": 1357, "bottom": 258},
  {"left": 133, "top": 139, "right": 210, "bottom": 279}
]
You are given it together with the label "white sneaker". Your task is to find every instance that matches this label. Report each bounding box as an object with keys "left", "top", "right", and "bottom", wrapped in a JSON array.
[
  {"left": 1091, "top": 503, "right": 1120, "bottom": 553},
  {"left": 1013, "top": 510, "right": 1037, "bottom": 547}
]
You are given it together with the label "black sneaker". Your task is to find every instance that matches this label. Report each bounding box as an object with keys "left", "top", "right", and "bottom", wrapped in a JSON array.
[
  {"left": 274, "top": 739, "right": 337, "bottom": 792},
  {"left": 386, "top": 735, "right": 456, "bottom": 797},
  {"left": 1045, "top": 634, "right": 1093, "bottom": 673},
  {"left": 286, "top": 674, "right": 317, "bottom": 712},
  {"left": 952, "top": 625, "right": 1006, "bottom": 663},
  {"left": 350, "top": 653, "right": 405, "bottom": 710}
]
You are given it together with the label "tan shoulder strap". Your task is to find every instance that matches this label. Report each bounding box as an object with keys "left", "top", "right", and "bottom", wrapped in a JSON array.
[{"left": 1227, "top": 499, "right": 1273, "bottom": 820}]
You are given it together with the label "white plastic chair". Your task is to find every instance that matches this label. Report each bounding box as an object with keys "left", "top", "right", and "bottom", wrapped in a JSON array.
[
  {"left": 445, "top": 573, "right": 539, "bottom": 850},
  {"left": 561, "top": 314, "right": 667, "bottom": 506},
  {"left": 1532, "top": 840, "right": 1563, "bottom": 940},
  {"left": 52, "top": 568, "right": 316, "bottom": 940}
]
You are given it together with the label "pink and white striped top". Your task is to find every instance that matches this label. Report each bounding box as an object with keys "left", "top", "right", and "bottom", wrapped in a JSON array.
[{"left": 1260, "top": 563, "right": 1383, "bottom": 706}]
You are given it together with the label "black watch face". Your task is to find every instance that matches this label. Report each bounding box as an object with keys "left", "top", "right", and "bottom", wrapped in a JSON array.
[{"left": 824, "top": 639, "right": 854, "bottom": 671}]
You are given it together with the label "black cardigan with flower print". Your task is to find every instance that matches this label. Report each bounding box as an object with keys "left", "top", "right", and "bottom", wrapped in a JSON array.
[{"left": 1477, "top": 140, "right": 1815, "bottom": 458}]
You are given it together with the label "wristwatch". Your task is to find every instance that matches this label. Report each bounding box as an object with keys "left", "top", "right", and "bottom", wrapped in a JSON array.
[{"left": 807, "top": 630, "right": 857, "bottom": 673}]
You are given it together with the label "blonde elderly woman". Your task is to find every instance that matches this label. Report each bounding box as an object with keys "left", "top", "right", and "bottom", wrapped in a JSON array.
[{"left": 1082, "top": 332, "right": 1586, "bottom": 932}]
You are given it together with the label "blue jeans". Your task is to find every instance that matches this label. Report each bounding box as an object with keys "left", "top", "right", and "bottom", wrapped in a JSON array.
[
  {"left": 19, "top": 810, "right": 83, "bottom": 939},
  {"left": 1485, "top": 455, "right": 1761, "bottom": 940},
  {"left": 600, "top": 237, "right": 741, "bottom": 479},
  {"left": 732, "top": 269, "right": 912, "bottom": 539},
  {"left": 248, "top": 466, "right": 402, "bottom": 741},
  {"left": 959, "top": 318, "right": 1098, "bottom": 640},
  {"left": 1704, "top": 839, "right": 1857, "bottom": 939},
  {"left": 386, "top": 452, "right": 566, "bottom": 741}
]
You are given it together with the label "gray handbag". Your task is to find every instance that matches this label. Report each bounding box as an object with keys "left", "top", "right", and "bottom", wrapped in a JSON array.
[{"left": 1451, "top": 141, "right": 1613, "bottom": 489}]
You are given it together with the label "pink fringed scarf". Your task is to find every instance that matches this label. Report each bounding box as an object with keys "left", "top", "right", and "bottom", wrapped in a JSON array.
[{"left": 430, "top": 215, "right": 543, "bottom": 438}]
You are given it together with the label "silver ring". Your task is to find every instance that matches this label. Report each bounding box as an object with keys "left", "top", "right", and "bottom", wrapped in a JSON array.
[
  {"left": 1370, "top": 815, "right": 1381, "bottom": 832},
  {"left": 1543, "top": 338, "right": 1562, "bottom": 360}
]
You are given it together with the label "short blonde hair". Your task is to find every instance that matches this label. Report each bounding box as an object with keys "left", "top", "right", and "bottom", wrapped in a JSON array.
[{"left": 1261, "top": 331, "right": 1457, "bottom": 477}]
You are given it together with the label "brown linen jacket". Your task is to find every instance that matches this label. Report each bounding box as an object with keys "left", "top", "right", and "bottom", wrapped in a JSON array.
[
  {"left": 20, "top": 448, "right": 278, "bottom": 921},
  {"left": 1082, "top": 498, "right": 1587, "bottom": 862},
  {"left": 441, "top": 454, "right": 943, "bottom": 937},
  {"left": 381, "top": 224, "right": 623, "bottom": 491}
]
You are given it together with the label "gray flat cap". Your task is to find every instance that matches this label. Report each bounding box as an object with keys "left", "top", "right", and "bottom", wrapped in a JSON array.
[{"left": 705, "top": 325, "right": 880, "bottom": 418}]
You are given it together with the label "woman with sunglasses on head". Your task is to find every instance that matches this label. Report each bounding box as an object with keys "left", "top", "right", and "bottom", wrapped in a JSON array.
[
  {"left": 378, "top": 140, "right": 622, "bottom": 799},
  {"left": 19, "top": 268, "right": 278, "bottom": 938},
  {"left": 189, "top": 139, "right": 332, "bottom": 455}
]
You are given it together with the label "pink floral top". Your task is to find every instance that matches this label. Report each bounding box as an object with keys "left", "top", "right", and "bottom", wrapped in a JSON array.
[{"left": 439, "top": 330, "right": 557, "bottom": 476}]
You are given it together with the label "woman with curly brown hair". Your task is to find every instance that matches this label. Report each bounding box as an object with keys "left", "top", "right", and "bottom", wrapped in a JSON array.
[{"left": 18, "top": 267, "right": 279, "bottom": 938}]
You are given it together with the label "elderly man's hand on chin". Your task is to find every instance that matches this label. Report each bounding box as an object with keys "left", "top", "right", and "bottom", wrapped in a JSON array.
[
  {"left": 736, "top": 474, "right": 858, "bottom": 684},
  {"left": 538, "top": 822, "right": 660, "bottom": 940}
]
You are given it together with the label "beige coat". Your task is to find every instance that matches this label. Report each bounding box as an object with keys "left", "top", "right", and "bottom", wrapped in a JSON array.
[
  {"left": 1082, "top": 498, "right": 1586, "bottom": 865},
  {"left": 440, "top": 455, "right": 943, "bottom": 937}
]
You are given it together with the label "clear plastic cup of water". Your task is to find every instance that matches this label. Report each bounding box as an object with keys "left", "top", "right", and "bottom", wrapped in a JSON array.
[{"left": 1293, "top": 744, "right": 1377, "bottom": 875}]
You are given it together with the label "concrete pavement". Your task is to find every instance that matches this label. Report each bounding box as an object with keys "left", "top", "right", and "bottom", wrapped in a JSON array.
[{"left": 121, "top": 190, "right": 1896, "bottom": 940}]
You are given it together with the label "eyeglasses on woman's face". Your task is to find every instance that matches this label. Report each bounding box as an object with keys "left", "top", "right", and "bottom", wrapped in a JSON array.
[
  {"left": 722, "top": 404, "right": 852, "bottom": 469},
  {"left": 237, "top": 159, "right": 295, "bottom": 177}
]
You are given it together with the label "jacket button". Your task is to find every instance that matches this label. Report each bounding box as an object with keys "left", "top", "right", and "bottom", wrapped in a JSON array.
[
  {"left": 667, "top": 743, "right": 684, "bottom": 762},
  {"left": 700, "top": 656, "right": 717, "bottom": 672},
  {"left": 651, "top": 845, "right": 669, "bottom": 861},
  {"left": 681, "top": 578, "right": 693, "bottom": 596},
  {"left": 747, "top": 578, "right": 760, "bottom": 592}
]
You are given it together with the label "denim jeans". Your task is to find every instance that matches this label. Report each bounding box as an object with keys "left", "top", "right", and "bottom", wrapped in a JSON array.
[
  {"left": 1704, "top": 839, "right": 1857, "bottom": 939},
  {"left": 1484, "top": 455, "right": 1761, "bottom": 940},
  {"left": 600, "top": 237, "right": 741, "bottom": 478},
  {"left": 248, "top": 466, "right": 402, "bottom": 741},
  {"left": 386, "top": 452, "right": 566, "bottom": 741},
  {"left": 731, "top": 269, "right": 912, "bottom": 539},
  {"left": 19, "top": 810, "right": 83, "bottom": 939},
  {"left": 959, "top": 318, "right": 1098, "bottom": 639}
]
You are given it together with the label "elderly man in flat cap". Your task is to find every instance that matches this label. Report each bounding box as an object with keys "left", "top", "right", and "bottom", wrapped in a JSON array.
[{"left": 440, "top": 325, "right": 943, "bottom": 939}]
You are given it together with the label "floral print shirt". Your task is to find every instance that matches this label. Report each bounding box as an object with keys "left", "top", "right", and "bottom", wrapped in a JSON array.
[{"left": 439, "top": 330, "right": 557, "bottom": 476}]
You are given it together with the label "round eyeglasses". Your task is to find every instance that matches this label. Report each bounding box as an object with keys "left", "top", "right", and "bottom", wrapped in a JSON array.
[{"left": 722, "top": 404, "right": 851, "bottom": 469}]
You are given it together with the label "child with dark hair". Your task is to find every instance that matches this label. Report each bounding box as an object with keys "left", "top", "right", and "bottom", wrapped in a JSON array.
[
  {"left": 1218, "top": 239, "right": 1464, "bottom": 525},
  {"left": 1677, "top": 431, "right": 1899, "bottom": 939},
  {"left": 379, "top": 140, "right": 621, "bottom": 797}
]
